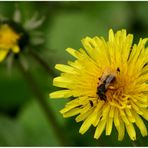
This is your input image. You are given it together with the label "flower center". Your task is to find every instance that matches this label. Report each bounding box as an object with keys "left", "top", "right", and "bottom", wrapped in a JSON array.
[
  {"left": 96, "top": 68, "right": 131, "bottom": 109},
  {"left": 106, "top": 86, "right": 131, "bottom": 109}
]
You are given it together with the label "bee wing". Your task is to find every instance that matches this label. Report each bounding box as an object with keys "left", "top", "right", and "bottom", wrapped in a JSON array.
[{"left": 105, "top": 75, "right": 115, "bottom": 88}]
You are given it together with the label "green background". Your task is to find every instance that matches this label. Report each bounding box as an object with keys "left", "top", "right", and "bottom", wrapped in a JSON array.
[{"left": 0, "top": 1, "right": 148, "bottom": 146}]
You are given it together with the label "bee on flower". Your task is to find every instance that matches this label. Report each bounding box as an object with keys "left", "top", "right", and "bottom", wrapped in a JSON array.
[{"left": 50, "top": 29, "right": 148, "bottom": 141}]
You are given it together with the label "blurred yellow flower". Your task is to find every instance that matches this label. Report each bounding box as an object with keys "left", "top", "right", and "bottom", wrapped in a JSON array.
[
  {"left": 50, "top": 29, "right": 148, "bottom": 141},
  {"left": 0, "top": 8, "right": 45, "bottom": 64},
  {"left": 0, "top": 24, "right": 20, "bottom": 62}
]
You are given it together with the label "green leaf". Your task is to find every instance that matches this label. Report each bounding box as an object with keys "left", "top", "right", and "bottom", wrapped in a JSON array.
[
  {"left": 0, "top": 66, "right": 32, "bottom": 113},
  {"left": 18, "top": 100, "right": 61, "bottom": 146},
  {"left": 0, "top": 115, "right": 25, "bottom": 146}
]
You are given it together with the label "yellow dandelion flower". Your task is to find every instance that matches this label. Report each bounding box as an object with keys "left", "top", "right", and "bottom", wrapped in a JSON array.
[
  {"left": 0, "top": 24, "right": 20, "bottom": 62},
  {"left": 50, "top": 29, "right": 148, "bottom": 141}
]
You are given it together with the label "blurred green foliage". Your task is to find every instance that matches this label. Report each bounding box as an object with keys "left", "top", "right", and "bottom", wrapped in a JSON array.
[{"left": 0, "top": 1, "right": 148, "bottom": 146}]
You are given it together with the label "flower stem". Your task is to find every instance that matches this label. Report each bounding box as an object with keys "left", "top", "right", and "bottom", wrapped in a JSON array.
[
  {"left": 16, "top": 57, "right": 70, "bottom": 146},
  {"left": 29, "top": 49, "right": 56, "bottom": 78}
]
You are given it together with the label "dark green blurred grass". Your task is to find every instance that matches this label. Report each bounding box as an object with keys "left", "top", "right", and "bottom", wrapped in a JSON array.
[{"left": 0, "top": 1, "right": 148, "bottom": 146}]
